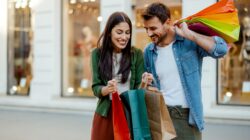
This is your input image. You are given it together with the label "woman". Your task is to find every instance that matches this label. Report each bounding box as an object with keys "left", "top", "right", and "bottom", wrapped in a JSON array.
[{"left": 90, "top": 12, "right": 145, "bottom": 140}]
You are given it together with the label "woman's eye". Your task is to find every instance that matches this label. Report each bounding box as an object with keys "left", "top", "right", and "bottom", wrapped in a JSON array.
[
  {"left": 116, "top": 31, "right": 122, "bottom": 34},
  {"left": 126, "top": 31, "right": 130, "bottom": 35}
]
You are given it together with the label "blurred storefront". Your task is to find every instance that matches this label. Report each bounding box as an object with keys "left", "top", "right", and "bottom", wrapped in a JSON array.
[
  {"left": 0, "top": 0, "right": 249, "bottom": 122},
  {"left": 218, "top": 0, "right": 250, "bottom": 106}
]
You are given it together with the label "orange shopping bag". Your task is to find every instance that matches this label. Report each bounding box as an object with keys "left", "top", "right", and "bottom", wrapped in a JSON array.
[{"left": 112, "top": 92, "right": 131, "bottom": 140}]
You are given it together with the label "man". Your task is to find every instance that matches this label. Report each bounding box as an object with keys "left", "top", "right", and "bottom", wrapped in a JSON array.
[{"left": 141, "top": 2, "right": 228, "bottom": 140}]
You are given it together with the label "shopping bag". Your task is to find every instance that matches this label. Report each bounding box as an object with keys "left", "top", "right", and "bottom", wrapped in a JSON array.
[
  {"left": 112, "top": 92, "right": 131, "bottom": 140},
  {"left": 188, "top": 22, "right": 218, "bottom": 37},
  {"left": 120, "top": 89, "right": 152, "bottom": 140},
  {"left": 145, "top": 89, "right": 176, "bottom": 140},
  {"left": 187, "top": 17, "right": 240, "bottom": 42},
  {"left": 178, "top": 0, "right": 240, "bottom": 43}
]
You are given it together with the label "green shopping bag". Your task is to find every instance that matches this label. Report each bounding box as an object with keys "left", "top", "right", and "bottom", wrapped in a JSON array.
[{"left": 120, "top": 89, "right": 152, "bottom": 140}]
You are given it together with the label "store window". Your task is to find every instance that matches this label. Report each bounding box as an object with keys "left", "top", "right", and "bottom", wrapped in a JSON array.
[
  {"left": 218, "top": 0, "right": 250, "bottom": 105},
  {"left": 62, "top": 0, "right": 100, "bottom": 97},
  {"left": 7, "top": 0, "right": 33, "bottom": 96},
  {"left": 132, "top": 0, "right": 182, "bottom": 50}
]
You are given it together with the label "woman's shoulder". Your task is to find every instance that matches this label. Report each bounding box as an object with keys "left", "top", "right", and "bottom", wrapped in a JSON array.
[
  {"left": 92, "top": 47, "right": 100, "bottom": 53},
  {"left": 91, "top": 47, "right": 101, "bottom": 56},
  {"left": 131, "top": 47, "right": 143, "bottom": 55},
  {"left": 131, "top": 47, "right": 143, "bottom": 64}
]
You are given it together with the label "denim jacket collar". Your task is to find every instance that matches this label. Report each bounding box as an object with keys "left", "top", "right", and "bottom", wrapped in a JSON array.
[{"left": 148, "top": 34, "right": 184, "bottom": 52}]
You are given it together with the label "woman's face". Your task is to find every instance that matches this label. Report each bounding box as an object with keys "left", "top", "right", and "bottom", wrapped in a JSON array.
[{"left": 111, "top": 22, "right": 131, "bottom": 52}]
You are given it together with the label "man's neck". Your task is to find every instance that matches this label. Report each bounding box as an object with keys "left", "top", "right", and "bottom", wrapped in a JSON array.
[
  {"left": 158, "top": 33, "right": 175, "bottom": 47},
  {"left": 156, "top": 27, "right": 175, "bottom": 47}
]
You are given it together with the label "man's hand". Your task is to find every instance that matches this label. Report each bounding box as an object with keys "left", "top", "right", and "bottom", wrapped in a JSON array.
[
  {"left": 141, "top": 72, "right": 154, "bottom": 87},
  {"left": 174, "top": 21, "right": 216, "bottom": 52},
  {"left": 174, "top": 22, "right": 195, "bottom": 41}
]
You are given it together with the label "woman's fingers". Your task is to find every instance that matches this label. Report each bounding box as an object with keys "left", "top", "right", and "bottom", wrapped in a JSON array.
[
  {"left": 105, "top": 87, "right": 115, "bottom": 94},
  {"left": 107, "top": 79, "right": 117, "bottom": 87},
  {"left": 107, "top": 79, "right": 117, "bottom": 93},
  {"left": 107, "top": 81, "right": 113, "bottom": 86}
]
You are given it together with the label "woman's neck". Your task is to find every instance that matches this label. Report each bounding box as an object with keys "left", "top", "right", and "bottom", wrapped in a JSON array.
[{"left": 113, "top": 48, "right": 122, "bottom": 53}]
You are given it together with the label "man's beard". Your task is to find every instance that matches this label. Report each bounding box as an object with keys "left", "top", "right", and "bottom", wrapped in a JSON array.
[{"left": 152, "top": 32, "right": 168, "bottom": 46}]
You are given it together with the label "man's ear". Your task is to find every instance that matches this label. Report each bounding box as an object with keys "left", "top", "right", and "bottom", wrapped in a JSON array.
[
  {"left": 165, "top": 18, "right": 171, "bottom": 25},
  {"left": 163, "top": 18, "right": 171, "bottom": 29}
]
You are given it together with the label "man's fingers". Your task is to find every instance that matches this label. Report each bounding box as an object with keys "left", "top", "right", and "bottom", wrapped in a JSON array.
[
  {"left": 142, "top": 72, "right": 148, "bottom": 78},
  {"left": 147, "top": 73, "right": 153, "bottom": 79},
  {"left": 173, "top": 20, "right": 178, "bottom": 25}
]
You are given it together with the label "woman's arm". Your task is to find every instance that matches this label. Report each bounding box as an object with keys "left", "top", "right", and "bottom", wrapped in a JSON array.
[
  {"left": 91, "top": 49, "right": 117, "bottom": 97},
  {"left": 134, "top": 48, "right": 145, "bottom": 89},
  {"left": 91, "top": 49, "right": 105, "bottom": 98}
]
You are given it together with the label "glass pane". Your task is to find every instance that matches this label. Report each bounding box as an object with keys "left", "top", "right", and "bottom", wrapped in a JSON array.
[
  {"left": 218, "top": 0, "right": 250, "bottom": 105},
  {"left": 132, "top": 0, "right": 182, "bottom": 50},
  {"left": 63, "top": 0, "right": 100, "bottom": 97},
  {"left": 7, "top": 0, "right": 33, "bottom": 96}
]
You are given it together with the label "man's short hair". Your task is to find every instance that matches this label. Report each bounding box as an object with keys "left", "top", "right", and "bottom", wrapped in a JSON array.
[{"left": 142, "top": 2, "right": 171, "bottom": 24}]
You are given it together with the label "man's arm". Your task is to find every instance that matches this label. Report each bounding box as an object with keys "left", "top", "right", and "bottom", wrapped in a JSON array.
[
  {"left": 175, "top": 22, "right": 215, "bottom": 52},
  {"left": 188, "top": 30, "right": 215, "bottom": 52},
  {"left": 174, "top": 22, "right": 228, "bottom": 58}
]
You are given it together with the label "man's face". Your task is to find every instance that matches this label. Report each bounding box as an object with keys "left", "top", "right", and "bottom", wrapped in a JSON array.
[{"left": 143, "top": 16, "right": 168, "bottom": 45}]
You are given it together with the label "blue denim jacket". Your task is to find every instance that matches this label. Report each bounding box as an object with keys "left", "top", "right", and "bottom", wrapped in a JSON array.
[{"left": 144, "top": 35, "right": 228, "bottom": 131}]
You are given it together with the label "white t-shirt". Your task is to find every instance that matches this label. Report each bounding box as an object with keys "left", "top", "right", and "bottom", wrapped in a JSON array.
[
  {"left": 155, "top": 42, "right": 189, "bottom": 108},
  {"left": 110, "top": 52, "right": 130, "bottom": 100}
]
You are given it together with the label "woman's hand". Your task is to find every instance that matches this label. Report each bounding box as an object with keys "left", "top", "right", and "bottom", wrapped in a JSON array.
[
  {"left": 141, "top": 72, "right": 154, "bottom": 88},
  {"left": 101, "top": 79, "right": 117, "bottom": 96}
]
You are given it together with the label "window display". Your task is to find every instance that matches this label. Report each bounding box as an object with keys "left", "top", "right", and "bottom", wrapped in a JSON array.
[
  {"left": 62, "top": 0, "right": 99, "bottom": 97},
  {"left": 7, "top": 0, "right": 33, "bottom": 96},
  {"left": 219, "top": 0, "right": 250, "bottom": 105}
]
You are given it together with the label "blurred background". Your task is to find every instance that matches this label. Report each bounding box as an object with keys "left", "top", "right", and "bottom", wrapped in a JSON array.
[{"left": 0, "top": 0, "right": 249, "bottom": 140}]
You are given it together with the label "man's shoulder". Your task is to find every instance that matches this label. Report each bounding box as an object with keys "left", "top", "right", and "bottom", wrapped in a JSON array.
[
  {"left": 174, "top": 35, "right": 198, "bottom": 50},
  {"left": 144, "top": 42, "right": 155, "bottom": 52}
]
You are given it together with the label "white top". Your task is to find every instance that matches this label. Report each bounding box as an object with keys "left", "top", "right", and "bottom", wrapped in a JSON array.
[
  {"left": 109, "top": 52, "right": 130, "bottom": 100},
  {"left": 155, "top": 42, "right": 189, "bottom": 108}
]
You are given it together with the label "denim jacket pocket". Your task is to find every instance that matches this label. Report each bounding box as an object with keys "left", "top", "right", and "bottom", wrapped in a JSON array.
[{"left": 181, "top": 51, "right": 199, "bottom": 75}]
